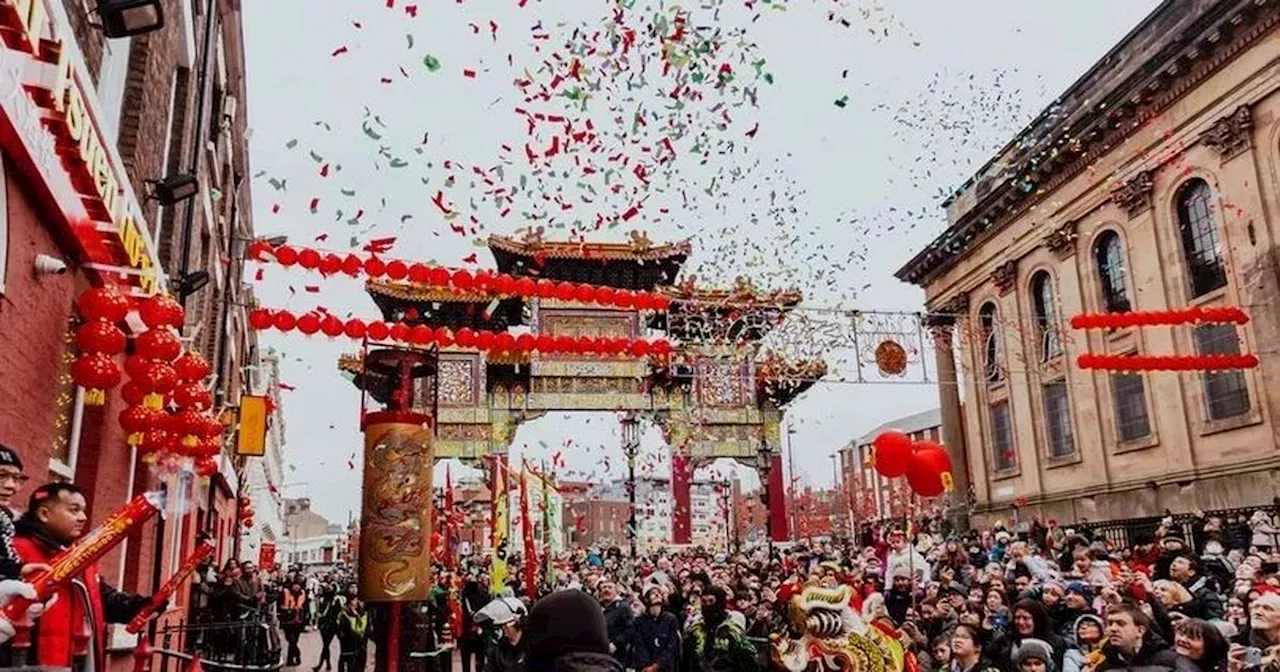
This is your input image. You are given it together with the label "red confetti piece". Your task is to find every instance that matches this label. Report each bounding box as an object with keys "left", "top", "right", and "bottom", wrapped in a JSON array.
[
  {"left": 319, "top": 164, "right": 329, "bottom": 177},
  {"left": 463, "top": 68, "right": 476, "bottom": 78},
  {"left": 254, "top": 268, "right": 264, "bottom": 281},
  {"left": 331, "top": 46, "right": 349, "bottom": 57},
  {"left": 271, "top": 204, "right": 280, "bottom": 214},
  {"left": 309, "top": 197, "right": 320, "bottom": 212},
  {"left": 314, "top": 233, "right": 329, "bottom": 242},
  {"left": 462, "top": 252, "right": 478, "bottom": 263},
  {"left": 304, "top": 286, "right": 320, "bottom": 293},
  {"left": 405, "top": 4, "right": 417, "bottom": 17}
]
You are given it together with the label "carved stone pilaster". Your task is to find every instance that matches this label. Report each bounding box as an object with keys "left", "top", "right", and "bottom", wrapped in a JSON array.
[
  {"left": 1043, "top": 221, "right": 1079, "bottom": 260},
  {"left": 1111, "top": 171, "right": 1154, "bottom": 218},
  {"left": 990, "top": 260, "right": 1018, "bottom": 296},
  {"left": 1201, "top": 105, "right": 1253, "bottom": 160},
  {"left": 924, "top": 293, "right": 969, "bottom": 328}
]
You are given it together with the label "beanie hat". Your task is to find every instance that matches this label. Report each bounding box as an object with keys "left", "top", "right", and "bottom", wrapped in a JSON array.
[
  {"left": 1012, "top": 638, "right": 1054, "bottom": 668},
  {"left": 0, "top": 445, "right": 22, "bottom": 471},
  {"left": 524, "top": 589, "right": 610, "bottom": 672},
  {"left": 1065, "top": 581, "right": 1094, "bottom": 602}
]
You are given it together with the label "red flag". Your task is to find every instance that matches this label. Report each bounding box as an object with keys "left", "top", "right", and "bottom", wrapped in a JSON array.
[{"left": 520, "top": 465, "right": 537, "bottom": 597}]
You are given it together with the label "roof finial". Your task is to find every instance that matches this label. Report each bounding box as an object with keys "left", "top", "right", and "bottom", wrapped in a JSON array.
[{"left": 629, "top": 229, "right": 653, "bottom": 252}]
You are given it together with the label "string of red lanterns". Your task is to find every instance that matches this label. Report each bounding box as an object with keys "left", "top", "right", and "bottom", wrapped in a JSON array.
[
  {"left": 247, "top": 306, "right": 674, "bottom": 358},
  {"left": 1076, "top": 353, "right": 1259, "bottom": 372},
  {"left": 71, "top": 286, "right": 131, "bottom": 404},
  {"left": 246, "top": 241, "right": 674, "bottom": 312},
  {"left": 1070, "top": 306, "right": 1250, "bottom": 330}
]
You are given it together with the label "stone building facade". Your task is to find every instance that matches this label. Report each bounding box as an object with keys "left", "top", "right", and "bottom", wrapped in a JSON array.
[{"left": 897, "top": 0, "right": 1280, "bottom": 525}]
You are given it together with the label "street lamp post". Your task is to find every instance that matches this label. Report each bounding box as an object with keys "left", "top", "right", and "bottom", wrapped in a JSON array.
[
  {"left": 758, "top": 435, "right": 772, "bottom": 558},
  {"left": 620, "top": 414, "right": 640, "bottom": 564}
]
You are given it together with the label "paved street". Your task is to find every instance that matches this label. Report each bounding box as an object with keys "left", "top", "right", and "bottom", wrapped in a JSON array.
[{"left": 282, "top": 628, "right": 461, "bottom": 672}]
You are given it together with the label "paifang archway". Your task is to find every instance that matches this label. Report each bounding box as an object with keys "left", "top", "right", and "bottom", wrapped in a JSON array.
[{"left": 339, "top": 229, "right": 825, "bottom": 545}]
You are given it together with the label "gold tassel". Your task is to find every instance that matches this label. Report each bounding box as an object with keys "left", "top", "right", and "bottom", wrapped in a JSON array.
[{"left": 85, "top": 388, "right": 106, "bottom": 406}]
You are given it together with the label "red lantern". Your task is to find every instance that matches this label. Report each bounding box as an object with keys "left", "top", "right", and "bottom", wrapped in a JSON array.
[
  {"left": 535, "top": 334, "right": 555, "bottom": 353},
  {"left": 386, "top": 260, "right": 408, "bottom": 280},
  {"left": 171, "top": 409, "right": 207, "bottom": 446},
  {"left": 451, "top": 269, "right": 474, "bottom": 290},
  {"left": 615, "top": 290, "right": 636, "bottom": 309},
  {"left": 872, "top": 430, "right": 913, "bottom": 478},
  {"left": 475, "top": 330, "right": 495, "bottom": 351},
  {"left": 121, "top": 380, "right": 148, "bottom": 405},
  {"left": 321, "top": 314, "right": 345, "bottom": 338},
  {"left": 136, "top": 328, "right": 182, "bottom": 361},
  {"left": 543, "top": 280, "right": 564, "bottom": 300},
  {"left": 629, "top": 340, "right": 651, "bottom": 357},
  {"left": 652, "top": 295, "right": 671, "bottom": 311},
  {"left": 594, "top": 286, "right": 616, "bottom": 305},
  {"left": 141, "top": 361, "right": 179, "bottom": 394},
  {"left": 201, "top": 414, "right": 224, "bottom": 439},
  {"left": 78, "top": 286, "right": 131, "bottom": 323},
  {"left": 389, "top": 323, "right": 409, "bottom": 342},
  {"left": 515, "top": 334, "right": 535, "bottom": 352},
  {"left": 343, "top": 254, "right": 364, "bottom": 276},
  {"left": 907, "top": 441, "right": 953, "bottom": 498},
  {"left": 472, "top": 271, "right": 493, "bottom": 292},
  {"left": 273, "top": 311, "right": 297, "bottom": 332},
  {"left": 568, "top": 284, "right": 590, "bottom": 304},
  {"left": 194, "top": 456, "right": 218, "bottom": 477},
  {"left": 555, "top": 335, "right": 576, "bottom": 354},
  {"left": 409, "top": 263, "right": 431, "bottom": 284},
  {"left": 249, "top": 308, "right": 273, "bottom": 330},
  {"left": 455, "top": 328, "right": 477, "bottom": 348},
  {"left": 321, "top": 254, "right": 343, "bottom": 275},
  {"left": 493, "top": 275, "right": 516, "bottom": 294},
  {"left": 344, "top": 319, "right": 367, "bottom": 339},
  {"left": 410, "top": 325, "right": 434, "bottom": 345},
  {"left": 118, "top": 406, "right": 162, "bottom": 434},
  {"left": 140, "top": 429, "right": 169, "bottom": 454},
  {"left": 435, "top": 329, "right": 454, "bottom": 348},
  {"left": 274, "top": 246, "right": 298, "bottom": 266},
  {"left": 297, "top": 248, "right": 321, "bottom": 270},
  {"left": 578, "top": 336, "right": 599, "bottom": 354},
  {"left": 72, "top": 353, "right": 122, "bottom": 390},
  {"left": 495, "top": 332, "right": 516, "bottom": 352},
  {"left": 173, "top": 383, "right": 212, "bottom": 411},
  {"left": 76, "top": 320, "right": 126, "bottom": 355},
  {"left": 367, "top": 322, "right": 391, "bottom": 341},
  {"left": 515, "top": 277, "right": 536, "bottom": 296},
  {"left": 651, "top": 339, "right": 672, "bottom": 356},
  {"left": 173, "top": 352, "right": 211, "bottom": 382},
  {"left": 296, "top": 313, "right": 322, "bottom": 335},
  {"left": 137, "top": 294, "right": 185, "bottom": 329}
]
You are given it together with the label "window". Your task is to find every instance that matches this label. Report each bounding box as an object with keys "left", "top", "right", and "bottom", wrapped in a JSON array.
[
  {"left": 1177, "top": 180, "right": 1228, "bottom": 298},
  {"left": 1095, "top": 231, "right": 1131, "bottom": 313},
  {"left": 1111, "top": 372, "right": 1152, "bottom": 441},
  {"left": 1042, "top": 380, "right": 1075, "bottom": 458},
  {"left": 1031, "top": 272, "right": 1063, "bottom": 361},
  {"left": 989, "top": 401, "right": 1016, "bottom": 471},
  {"left": 96, "top": 37, "right": 132, "bottom": 141},
  {"left": 1195, "top": 324, "right": 1251, "bottom": 420},
  {"left": 979, "top": 303, "right": 1003, "bottom": 382}
]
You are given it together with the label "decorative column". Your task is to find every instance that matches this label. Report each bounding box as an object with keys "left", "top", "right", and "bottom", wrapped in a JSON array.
[
  {"left": 928, "top": 295, "right": 971, "bottom": 532},
  {"left": 670, "top": 452, "right": 692, "bottom": 544},
  {"left": 768, "top": 453, "right": 789, "bottom": 542}
]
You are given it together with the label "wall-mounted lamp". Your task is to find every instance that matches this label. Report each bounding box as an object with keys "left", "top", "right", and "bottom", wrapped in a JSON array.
[
  {"left": 96, "top": 0, "right": 164, "bottom": 38},
  {"left": 147, "top": 173, "right": 199, "bottom": 206},
  {"left": 175, "top": 271, "right": 210, "bottom": 299}
]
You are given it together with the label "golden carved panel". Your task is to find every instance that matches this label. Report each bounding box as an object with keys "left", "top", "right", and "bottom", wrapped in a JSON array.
[
  {"left": 539, "top": 311, "right": 636, "bottom": 339},
  {"left": 531, "top": 359, "right": 648, "bottom": 378},
  {"left": 526, "top": 393, "right": 652, "bottom": 410}
]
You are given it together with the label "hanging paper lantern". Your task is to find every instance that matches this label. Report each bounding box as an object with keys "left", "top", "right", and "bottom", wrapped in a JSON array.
[
  {"left": 872, "top": 430, "right": 913, "bottom": 478},
  {"left": 389, "top": 322, "right": 409, "bottom": 342},
  {"left": 119, "top": 406, "right": 163, "bottom": 440},
  {"left": 296, "top": 313, "right": 322, "bottom": 335},
  {"left": 652, "top": 295, "right": 671, "bottom": 311},
  {"left": 274, "top": 246, "right": 298, "bottom": 266},
  {"left": 121, "top": 380, "right": 148, "bottom": 406},
  {"left": 495, "top": 332, "right": 516, "bottom": 352},
  {"left": 615, "top": 291, "right": 636, "bottom": 309},
  {"left": 451, "top": 269, "right": 474, "bottom": 290},
  {"left": 410, "top": 325, "right": 434, "bottom": 345},
  {"left": 515, "top": 277, "right": 536, "bottom": 296},
  {"left": 321, "top": 314, "right": 345, "bottom": 338},
  {"left": 343, "top": 254, "right": 363, "bottom": 276},
  {"left": 344, "top": 319, "right": 367, "bottom": 339},
  {"left": 633, "top": 293, "right": 652, "bottom": 311},
  {"left": 435, "top": 329, "right": 454, "bottom": 348},
  {"left": 555, "top": 335, "right": 576, "bottom": 354},
  {"left": 651, "top": 339, "right": 672, "bottom": 356},
  {"left": 543, "top": 280, "right": 564, "bottom": 300},
  {"left": 425, "top": 266, "right": 448, "bottom": 286},
  {"left": 515, "top": 334, "right": 535, "bottom": 352},
  {"left": 408, "top": 263, "right": 431, "bottom": 284},
  {"left": 249, "top": 308, "right": 274, "bottom": 330},
  {"left": 140, "top": 361, "right": 179, "bottom": 394},
  {"left": 140, "top": 429, "right": 169, "bottom": 454},
  {"left": 194, "top": 456, "right": 218, "bottom": 478},
  {"left": 455, "top": 328, "right": 477, "bottom": 348},
  {"left": 173, "top": 352, "right": 211, "bottom": 382},
  {"left": 136, "top": 328, "right": 182, "bottom": 361},
  {"left": 476, "top": 330, "right": 496, "bottom": 351},
  {"left": 534, "top": 334, "right": 555, "bottom": 353},
  {"left": 493, "top": 274, "right": 516, "bottom": 294},
  {"left": 201, "top": 414, "right": 224, "bottom": 439},
  {"left": 573, "top": 284, "right": 595, "bottom": 304},
  {"left": 629, "top": 340, "right": 651, "bottom": 357},
  {"left": 171, "top": 409, "right": 206, "bottom": 447},
  {"left": 297, "top": 248, "right": 321, "bottom": 270},
  {"left": 71, "top": 353, "right": 122, "bottom": 404},
  {"left": 320, "top": 254, "right": 343, "bottom": 276},
  {"left": 78, "top": 286, "right": 131, "bottom": 323},
  {"left": 195, "top": 436, "right": 221, "bottom": 458},
  {"left": 172, "top": 383, "right": 212, "bottom": 411},
  {"left": 472, "top": 271, "right": 493, "bottom": 292},
  {"left": 386, "top": 260, "right": 408, "bottom": 280},
  {"left": 367, "top": 322, "right": 391, "bottom": 341},
  {"left": 76, "top": 320, "right": 126, "bottom": 355},
  {"left": 594, "top": 286, "right": 617, "bottom": 305},
  {"left": 907, "top": 441, "right": 953, "bottom": 497},
  {"left": 273, "top": 311, "right": 297, "bottom": 332}
]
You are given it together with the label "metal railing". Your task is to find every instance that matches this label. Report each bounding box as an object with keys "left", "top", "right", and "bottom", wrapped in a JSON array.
[
  {"left": 1073, "top": 505, "right": 1278, "bottom": 553},
  {"left": 150, "top": 610, "right": 283, "bottom": 672}
]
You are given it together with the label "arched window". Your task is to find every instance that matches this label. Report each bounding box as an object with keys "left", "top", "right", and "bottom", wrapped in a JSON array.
[
  {"left": 1094, "top": 231, "right": 1130, "bottom": 313},
  {"left": 1177, "top": 179, "right": 1228, "bottom": 298},
  {"left": 978, "top": 302, "right": 1003, "bottom": 382},
  {"left": 1031, "top": 272, "right": 1062, "bottom": 361}
]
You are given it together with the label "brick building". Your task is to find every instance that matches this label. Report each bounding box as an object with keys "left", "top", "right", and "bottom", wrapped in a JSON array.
[{"left": 0, "top": 0, "right": 261, "bottom": 666}]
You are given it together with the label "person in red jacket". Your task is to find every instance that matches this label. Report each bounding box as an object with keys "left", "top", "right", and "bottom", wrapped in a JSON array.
[{"left": 11, "top": 483, "right": 152, "bottom": 671}]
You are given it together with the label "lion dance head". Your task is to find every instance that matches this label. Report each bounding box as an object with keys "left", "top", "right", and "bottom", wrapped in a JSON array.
[{"left": 771, "top": 584, "right": 903, "bottom": 672}]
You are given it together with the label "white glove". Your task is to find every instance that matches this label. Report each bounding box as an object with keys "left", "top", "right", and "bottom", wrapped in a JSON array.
[{"left": 0, "top": 580, "right": 54, "bottom": 644}]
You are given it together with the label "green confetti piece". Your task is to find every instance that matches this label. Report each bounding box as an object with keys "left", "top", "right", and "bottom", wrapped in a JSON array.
[
  {"left": 285, "top": 139, "right": 298, "bottom": 149},
  {"left": 309, "top": 150, "right": 323, "bottom": 162},
  {"left": 406, "top": 33, "right": 414, "bottom": 49},
  {"left": 268, "top": 177, "right": 287, "bottom": 191},
  {"left": 835, "top": 95, "right": 850, "bottom": 108},
  {"left": 362, "top": 122, "right": 382, "bottom": 140},
  {"left": 423, "top": 54, "right": 441, "bottom": 72},
  {"left": 341, "top": 189, "right": 356, "bottom": 197},
  {"left": 389, "top": 158, "right": 408, "bottom": 168}
]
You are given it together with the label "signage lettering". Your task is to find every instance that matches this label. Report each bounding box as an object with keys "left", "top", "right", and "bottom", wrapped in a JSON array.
[{"left": 1, "top": 0, "right": 157, "bottom": 292}]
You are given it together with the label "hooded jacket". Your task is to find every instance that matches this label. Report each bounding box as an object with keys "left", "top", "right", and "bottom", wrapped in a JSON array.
[
  {"left": 10, "top": 515, "right": 148, "bottom": 670},
  {"left": 986, "top": 601, "right": 1068, "bottom": 672},
  {"left": 1094, "top": 632, "right": 1197, "bottom": 672},
  {"left": 1063, "top": 615, "right": 1106, "bottom": 672}
]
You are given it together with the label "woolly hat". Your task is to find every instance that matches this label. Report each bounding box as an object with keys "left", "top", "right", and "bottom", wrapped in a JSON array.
[
  {"left": 524, "top": 589, "right": 610, "bottom": 672},
  {"left": 1065, "top": 581, "right": 1094, "bottom": 602},
  {"left": 1012, "top": 638, "right": 1055, "bottom": 668}
]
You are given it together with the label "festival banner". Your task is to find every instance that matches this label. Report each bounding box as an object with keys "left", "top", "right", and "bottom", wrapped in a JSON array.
[
  {"left": 519, "top": 467, "right": 537, "bottom": 597},
  {"left": 359, "top": 411, "right": 435, "bottom": 602},
  {"left": 540, "top": 461, "right": 555, "bottom": 589},
  {"left": 489, "top": 455, "right": 508, "bottom": 595}
]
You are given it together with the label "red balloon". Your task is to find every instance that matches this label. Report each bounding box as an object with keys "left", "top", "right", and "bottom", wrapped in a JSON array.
[
  {"left": 71, "top": 353, "right": 122, "bottom": 390},
  {"left": 872, "top": 430, "right": 913, "bottom": 478},
  {"left": 173, "top": 352, "right": 211, "bottom": 382},
  {"left": 321, "top": 254, "right": 343, "bottom": 275},
  {"left": 321, "top": 314, "right": 345, "bottom": 338},
  {"left": 367, "top": 322, "right": 391, "bottom": 341},
  {"left": 79, "top": 286, "right": 131, "bottom": 323},
  {"left": 344, "top": 319, "right": 367, "bottom": 339},
  {"left": 141, "top": 361, "right": 178, "bottom": 393},
  {"left": 410, "top": 325, "right": 434, "bottom": 345},
  {"left": 493, "top": 275, "right": 516, "bottom": 294},
  {"left": 476, "top": 330, "right": 496, "bottom": 351},
  {"left": 138, "top": 294, "right": 185, "bottom": 329},
  {"left": 364, "top": 257, "right": 387, "bottom": 278},
  {"left": 76, "top": 320, "right": 126, "bottom": 355},
  {"left": 173, "top": 383, "right": 212, "bottom": 410},
  {"left": 119, "top": 406, "right": 162, "bottom": 433},
  {"left": 274, "top": 246, "right": 298, "bottom": 266},
  {"left": 249, "top": 308, "right": 273, "bottom": 330},
  {"left": 136, "top": 328, "right": 182, "bottom": 361},
  {"left": 907, "top": 441, "right": 954, "bottom": 498},
  {"left": 455, "top": 328, "right": 477, "bottom": 348},
  {"left": 273, "top": 311, "right": 297, "bottom": 332},
  {"left": 408, "top": 264, "right": 431, "bottom": 284},
  {"left": 297, "top": 248, "right": 321, "bottom": 269},
  {"left": 451, "top": 269, "right": 474, "bottom": 290},
  {"left": 296, "top": 313, "right": 322, "bottom": 335},
  {"left": 386, "top": 260, "right": 408, "bottom": 280}
]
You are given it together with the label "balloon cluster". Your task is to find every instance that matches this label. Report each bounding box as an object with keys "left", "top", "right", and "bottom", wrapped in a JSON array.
[
  {"left": 71, "top": 286, "right": 130, "bottom": 404},
  {"left": 248, "top": 307, "right": 674, "bottom": 358},
  {"left": 117, "top": 294, "right": 223, "bottom": 474},
  {"left": 871, "top": 430, "right": 954, "bottom": 498},
  {"left": 249, "top": 242, "right": 674, "bottom": 312}
]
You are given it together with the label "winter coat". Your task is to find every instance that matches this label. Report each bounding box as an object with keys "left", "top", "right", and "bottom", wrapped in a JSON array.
[
  {"left": 630, "top": 611, "right": 681, "bottom": 672},
  {"left": 1182, "top": 576, "right": 1225, "bottom": 621},
  {"left": 1063, "top": 615, "right": 1106, "bottom": 672},
  {"left": 1094, "top": 634, "right": 1197, "bottom": 672},
  {"left": 0, "top": 508, "right": 24, "bottom": 579},
  {"left": 485, "top": 635, "right": 527, "bottom": 672},
  {"left": 1251, "top": 513, "right": 1280, "bottom": 549},
  {"left": 337, "top": 609, "right": 372, "bottom": 651},
  {"left": 10, "top": 517, "right": 149, "bottom": 670},
  {"left": 550, "top": 651, "right": 625, "bottom": 672},
  {"left": 603, "top": 599, "right": 635, "bottom": 661}
]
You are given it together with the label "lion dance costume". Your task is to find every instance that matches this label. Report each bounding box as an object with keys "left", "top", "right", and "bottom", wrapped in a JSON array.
[{"left": 771, "top": 584, "right": 916, "bottom": 672}]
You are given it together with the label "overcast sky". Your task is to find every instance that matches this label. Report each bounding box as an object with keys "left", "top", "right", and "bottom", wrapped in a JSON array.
[{"left": 241, "top": 0, "right": 1160, "bottom": 522}]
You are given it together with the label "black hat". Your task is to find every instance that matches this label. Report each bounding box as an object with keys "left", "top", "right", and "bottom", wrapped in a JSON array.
[
  {"left": 524, "top": 589, "right": 610, "bottom": 672},
  {"left": 0, "top": 445, "right": 22, "bottom": 471}
]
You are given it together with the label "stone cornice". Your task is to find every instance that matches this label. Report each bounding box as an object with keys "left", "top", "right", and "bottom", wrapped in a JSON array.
[
  {"left": 1043, "top": 221, "right": 1080, "bottom": 259},
  {"left": 896, "top": 0, "right": 1278, "bottom": 287},
  {"left": 1200, "top": 104, "right": 1254, "bottom": 159},
  {"left": 1110, "top": 171, "right": 1156, "bottom": 218}
]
